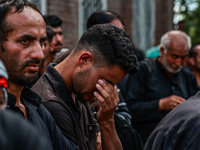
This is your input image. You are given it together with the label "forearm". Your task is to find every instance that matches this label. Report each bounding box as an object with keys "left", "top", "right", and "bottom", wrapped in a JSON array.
[{"left": 99, "top": 119, "right": 123, "bottom": 150}]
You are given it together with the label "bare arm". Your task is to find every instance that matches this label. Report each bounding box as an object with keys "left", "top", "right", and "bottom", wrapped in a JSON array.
[{"left": 94, "top": 79, "right": 123, "bottom": 150}]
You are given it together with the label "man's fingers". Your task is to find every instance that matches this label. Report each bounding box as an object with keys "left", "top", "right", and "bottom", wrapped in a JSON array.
[{"left": 98, "top": 79, "right": 113, "bottom": 94}]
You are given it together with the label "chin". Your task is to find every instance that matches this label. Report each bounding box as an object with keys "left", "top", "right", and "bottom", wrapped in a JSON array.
[{"left": 168, "top": 68, "right": 181, "bottom": 74}]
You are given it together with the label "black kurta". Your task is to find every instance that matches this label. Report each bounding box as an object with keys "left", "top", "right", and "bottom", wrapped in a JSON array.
[
  {"left": 7, "top": 87, "right": 77, "bottom": 150},
  {"left": 118, "top": 59, "right": 198, "bottom": 144},
  {"left": 144, "top": 91, "right": 200, "bottom": 150}
]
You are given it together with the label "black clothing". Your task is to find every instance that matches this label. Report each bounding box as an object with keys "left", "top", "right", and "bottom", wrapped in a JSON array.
[
  {"left": 0, "top": 110, "right": 52, "bottom": 150},
  {"left": 115, "top": 89, "right": 132, "bottom": 125},
  {"left": 32, "top": 63, "right": 97, "bottom": 150},
  {"left": 114, "top": 113, "right": 143, "bottom": 150},
  {"left": 7, "top": 87, "right": 78, "bottom": 150},
  {"left": 144, "top": 91, "right": 200, "bottom": 150},
  {"left": 119, "top": 59, "right": 198, "bottom": 144}
]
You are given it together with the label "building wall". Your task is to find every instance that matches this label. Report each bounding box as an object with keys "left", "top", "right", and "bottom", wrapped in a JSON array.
[
  {"left": 155, "top": 0, "right": 174, "bottom": 46},
  {"left": 107, "top": 0, "right": 133, "bottom": 38},
  {"left": 46, "top": 0, "right": 174, "bottom": 51}
]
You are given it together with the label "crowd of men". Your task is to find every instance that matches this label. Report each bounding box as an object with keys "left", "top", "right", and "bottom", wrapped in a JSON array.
[{"left": 1, "top": 0, "right": 200, "bottom": 150}]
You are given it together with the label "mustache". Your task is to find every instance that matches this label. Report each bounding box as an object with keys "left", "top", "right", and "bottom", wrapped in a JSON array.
[
  {"left": 55, "top": 42, "right": 62, "bottom": 46},
  {"left": 22, "top": 59, "right": 42, "bottom": 69}
]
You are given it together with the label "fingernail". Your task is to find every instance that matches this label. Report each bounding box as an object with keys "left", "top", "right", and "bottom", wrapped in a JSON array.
[
  {"left": 94, "top": 91, "right": 98, "bottom": 96},
  {"left": 98, "top": 79, "right": 103, "bottom": 84},
  {"left": 96, "top": 83, "right": 100, "bottom": 88}
]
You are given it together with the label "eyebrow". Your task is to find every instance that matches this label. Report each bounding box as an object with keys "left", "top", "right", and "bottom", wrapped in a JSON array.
[
  {"left": 19, "top": 34, "right": 37, "bottom": 40},
  {"left": 19, "top": 34, "right": 47, "bottom": 41}
]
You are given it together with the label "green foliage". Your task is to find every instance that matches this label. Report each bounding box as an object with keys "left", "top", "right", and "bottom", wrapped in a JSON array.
[{"left": 175, "top": 0, "right": 200, "bottom": 45}]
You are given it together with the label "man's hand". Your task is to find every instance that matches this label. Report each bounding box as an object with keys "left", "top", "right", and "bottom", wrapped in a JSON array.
[
  {"left": 93, "top": 79, "right": 119, "bottom": 123},
  {"left": 94, "top": 79, "right": 123, "bottom": 150},
  {"left": 159, "top": 95, "right": 185, "bottom": 111}
]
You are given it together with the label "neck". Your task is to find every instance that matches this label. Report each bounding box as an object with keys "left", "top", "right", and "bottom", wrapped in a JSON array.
[
  {"left": 7, "top": 81, "right": 28, "bottom": 119},
  {"left": 7, "top": 81, "right": 24, "bottom": 104},
  {"left": 54, "top": 56, "right": 74, "bottom": 94}
]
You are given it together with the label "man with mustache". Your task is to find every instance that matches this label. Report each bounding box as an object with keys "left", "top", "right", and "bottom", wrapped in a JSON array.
[
  {"left": 118, "top": 30, "right": 199, "bottom": 144},
  {"left": 0, "top": 60, "right": 53, "bottom": 150},
  {"left": 0, "top": 0, "right": 77, "bottom": 149},
  {"left": 32, "top": 24, "right": 139, "bottom": 150},
  {"left": 43, "top": 15, "right": 64, "bottom": 64}
]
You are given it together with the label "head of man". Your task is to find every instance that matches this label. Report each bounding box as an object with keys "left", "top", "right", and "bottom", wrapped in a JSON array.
[
  {"left": 43, "top": 26, "right": 54, "bottom": 60},
  {"left": 188, "top": 42, "right": 200, "bottom": 72},
  {"left": 43, "top": 15, "right": 63, "bottom": 53},
  {"left": 0, "top": 60, "right": 8, "bottom": 109},
  {"left": 159, "top": 30, "right": 190, "bottom": 74},
  {"left": 68, "top": 24, "right": 138, "bottom": 102},
  {"left": 86, "top": 10, "right": 125, "bottom": 29},
  {"left": 0, "top": 0, "right": 46, "bottom": 86}
]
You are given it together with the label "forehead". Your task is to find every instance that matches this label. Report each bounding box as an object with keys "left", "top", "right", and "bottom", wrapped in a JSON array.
[
  {"left": 6, "top": 7, "right": 46, "bottom": 36},
  {"left": 167, "top": 39, "right": 189, "bottom": 56},
  {"left": 53, "top": 27, "right": 63, "bottom": 33},
  {"left": 110, "top": 19, "right": 124, "bottom": 29},
  {"left": 194, "top": 45, "right": 200, "bottom": 52}
]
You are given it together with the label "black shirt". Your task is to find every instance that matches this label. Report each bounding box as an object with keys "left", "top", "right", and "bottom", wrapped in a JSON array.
[
  {"left": 118, "top": 59, "right": 199, "bottom": 144},
  {"left": 0, "top": 110, "right": 52, "bottom": 150},
  {"left": 7, "top": 87, "right": 78, "bottom": 150},
  {"left": 32, "top": 63, "right": 97, "bottom": 150},
  {"left": 144, "top": 91, "right": 200, "bottom": 150}
]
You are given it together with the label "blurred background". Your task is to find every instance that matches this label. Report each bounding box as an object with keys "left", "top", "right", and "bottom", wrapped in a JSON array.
[{"left": 31, "top": 0, "right": 200, "bottom": 53}]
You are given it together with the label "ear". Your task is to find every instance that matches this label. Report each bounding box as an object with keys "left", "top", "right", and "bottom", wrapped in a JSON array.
[
  {"left": 160, "top": 46, "right": 165, "bottom": 57},
  {"left": 78, "top": 51, "right": 93, "bottom": 68}
]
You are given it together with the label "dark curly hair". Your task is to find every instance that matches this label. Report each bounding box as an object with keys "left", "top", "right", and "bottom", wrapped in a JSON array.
[
  {"left": 74, "top": 24, "right": 138, "bottom": 74},
  {"left": 0, "top": 0, "right": 39, "bottom": 43}
]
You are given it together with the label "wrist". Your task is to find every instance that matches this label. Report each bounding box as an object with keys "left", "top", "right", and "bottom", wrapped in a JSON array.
[{"left": 159, "top": 99, "right": 163, "bottom": 111}]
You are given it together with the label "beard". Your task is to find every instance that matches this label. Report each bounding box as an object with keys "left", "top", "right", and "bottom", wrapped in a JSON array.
[
  {"left": 72, "top": 68, "right": 93, "bottom": 102},
  {"left": 8, "top": 59, "right": 41, "bottom": 86},
  {"left": 0, "top": 45, "right": 41, "bottom": 86},
  {"left": 161, "top": 54, "right": 182, "bottom": 74}
]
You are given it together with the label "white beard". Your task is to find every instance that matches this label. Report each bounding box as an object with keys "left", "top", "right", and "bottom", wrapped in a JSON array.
[{"left": 161, "top": 54, "right": 182, "bottom": 74}]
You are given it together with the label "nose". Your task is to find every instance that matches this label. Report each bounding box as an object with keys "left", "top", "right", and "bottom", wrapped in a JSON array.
[
  {"left": 30, "top": 42, "right": 44, "bottom": 61},
  {"left": 55, "top": 34, "right": 62, "bottom": 43},
  {"left": 175, "top": 57, "right": 183, "bottom": 67}
]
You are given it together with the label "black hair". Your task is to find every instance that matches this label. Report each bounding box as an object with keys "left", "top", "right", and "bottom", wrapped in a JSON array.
[
  {"left": 43, "top": 15, "right": 63, "bottom": 28},
  {"left": 0, "top": 0, "right": 39, "bottom": 43},
  {"left": 135, "top": 48, "right": 145, "bottom": 62},
  {"left": 46, "top": 26, "right": 54, "bottom": 43},
  {"left": 74, "top": 24, "right": 138, "bottom": 74},
  {"left": 189, "top": 41, "right": 200, "bottom": 58},
  {"left": 86, "top": 10, "right": 125, "bottom": 29}
]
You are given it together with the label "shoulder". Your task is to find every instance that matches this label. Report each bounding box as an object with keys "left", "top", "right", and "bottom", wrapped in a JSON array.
[
  {"left": 180, "top": 66, "right": 194, "bottom": 75},
  {"left": 0, "top": 110, "right": 52, "bottom": 150},
  {"left": 145, "top": 93, "right": 200, "bottom": 148}
]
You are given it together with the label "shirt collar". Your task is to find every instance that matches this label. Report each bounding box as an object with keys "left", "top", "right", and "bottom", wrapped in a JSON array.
[
  {"left": 7, "top": 86, "right": 42, "bottom": 107},
  {"left": 44, "top": 63, "right": 74, "bottom": 103}
]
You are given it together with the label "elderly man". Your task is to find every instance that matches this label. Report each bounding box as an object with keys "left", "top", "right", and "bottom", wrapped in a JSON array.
[
  {"left": 0, "top": 0, "right": 77, "bottom": 149},
  {"left": 119, "top": 30, "right": 198, "bottom": 144},
  {"left": 32, "top": 24, "right": 138, "bottom": 150}
]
